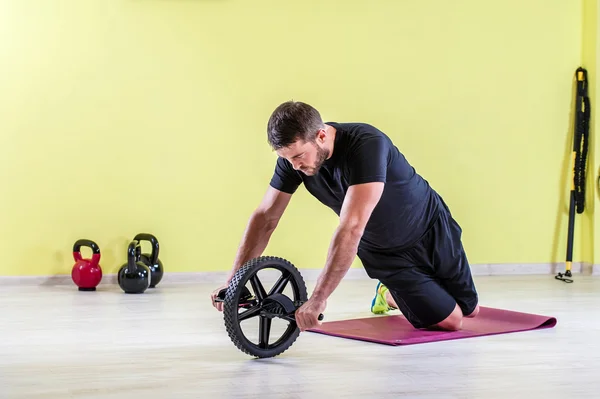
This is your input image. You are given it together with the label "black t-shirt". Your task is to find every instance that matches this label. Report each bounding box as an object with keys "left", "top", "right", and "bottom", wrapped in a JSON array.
[{"left": 269, "top": 122, "right": 443, "bottom": 252}]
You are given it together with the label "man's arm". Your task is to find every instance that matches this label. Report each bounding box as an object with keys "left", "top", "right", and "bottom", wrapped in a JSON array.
[
  {"left": 310, "top": 181, "right": 384, "bottom": 302},
  {"left": 225, "top": 186, "right": 293, "bottom": 283}
]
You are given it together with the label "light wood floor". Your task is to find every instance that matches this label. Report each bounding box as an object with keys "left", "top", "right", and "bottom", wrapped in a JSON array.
[{"left": 1, "top": 273, "right": 599, "bottom": 398}]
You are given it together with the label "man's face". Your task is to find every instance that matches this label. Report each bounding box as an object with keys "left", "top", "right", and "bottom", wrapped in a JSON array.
[{"left": 277, "top": 138, "right": 329, "bottom": 176}]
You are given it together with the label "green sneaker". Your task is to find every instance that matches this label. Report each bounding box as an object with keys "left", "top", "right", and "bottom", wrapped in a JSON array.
[{"left": 370, "top": 281, "right": 392, "bottom": 314}]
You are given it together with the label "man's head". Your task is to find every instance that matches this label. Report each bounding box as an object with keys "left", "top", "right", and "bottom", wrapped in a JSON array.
[{"left": 267, "top": 101, "right": 333, "bottom": 176}]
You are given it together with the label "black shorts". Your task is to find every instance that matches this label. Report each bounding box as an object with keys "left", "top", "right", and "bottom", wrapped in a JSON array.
[{"left": 357, "top": 208, "right": 478, "bottom": 329}]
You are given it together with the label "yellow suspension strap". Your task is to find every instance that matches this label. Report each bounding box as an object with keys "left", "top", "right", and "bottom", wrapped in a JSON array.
[{"left": 556, "top": 67, "right": 590, "bottom": 283}]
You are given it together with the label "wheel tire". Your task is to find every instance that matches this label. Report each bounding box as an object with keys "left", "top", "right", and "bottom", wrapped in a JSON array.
[{"left": 223, "top": 256, "right": 308, "bottom": 358}]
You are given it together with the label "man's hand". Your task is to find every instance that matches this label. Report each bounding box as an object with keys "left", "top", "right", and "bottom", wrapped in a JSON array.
[
  {"left": 210, "top": 284, "right": 228, "bottom": 311},
  {"left": 295, "top": 297, "right": 327, "bottom": 331}
]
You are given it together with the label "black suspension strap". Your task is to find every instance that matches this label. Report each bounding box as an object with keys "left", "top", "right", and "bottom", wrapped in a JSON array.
[
  {"left": 574, "top": 67, "right": 591, "bottom": 214},
  {"left": 556, "top": 67, "right": 590, "bottom": 284}
]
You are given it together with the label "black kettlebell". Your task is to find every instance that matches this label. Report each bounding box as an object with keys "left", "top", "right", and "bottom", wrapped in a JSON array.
[
  {"left": 117, "top": 240, "right": 151, "bottom": 294},
  {"left": 133, "top": 233, "right": 163, "bottom": 288}
]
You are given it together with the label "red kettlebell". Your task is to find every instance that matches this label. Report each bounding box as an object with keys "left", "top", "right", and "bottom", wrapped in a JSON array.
[{"left": 71, "top": 239, "right": 103, "bottom": 291}]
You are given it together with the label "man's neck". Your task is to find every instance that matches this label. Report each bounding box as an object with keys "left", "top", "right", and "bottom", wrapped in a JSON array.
[{"left": 324, "top": 124, "right": 337, "bottom": 159}]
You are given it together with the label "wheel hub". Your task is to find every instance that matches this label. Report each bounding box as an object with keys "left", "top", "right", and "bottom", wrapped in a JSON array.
[{"left": 259, "top": 293, "right": 297, "bottom": 319}]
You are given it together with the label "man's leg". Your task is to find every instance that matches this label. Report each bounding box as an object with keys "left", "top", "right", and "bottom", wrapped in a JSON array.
[
  {"left": 375, "top": 267, "right": 464, "bottom": 330},
  {"left": 366, "top": 220, "right": 478, "bottom": 330},
  {"left": 466, "top": 304, "right": 480, "bottom": 318},
  {"left": 430, "top": 206, "right": 480, "bottom": 321},
  {"left": 377, "top": 256, "right": 478, "bottom": 329},
  {"left": 391, "top": 286, "right": 462, "bottom": 331},
  {"left": 376, "top": 285, "right": 476, "bottom": 328},
  {"left": 362, "top": 232, "right": 473, "bottom": 330}
]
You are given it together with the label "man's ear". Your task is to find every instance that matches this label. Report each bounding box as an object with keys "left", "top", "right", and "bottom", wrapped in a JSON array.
[{"left": 316, "top": 128, "right": 327, "bottom": 143}]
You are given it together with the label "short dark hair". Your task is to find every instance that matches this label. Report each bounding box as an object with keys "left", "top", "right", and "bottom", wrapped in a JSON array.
[{"left": 267, "top": 101, "right": 325, "bottom": 150}]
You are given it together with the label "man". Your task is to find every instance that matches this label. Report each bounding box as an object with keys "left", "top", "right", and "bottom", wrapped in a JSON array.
[{"left": 211, "top": 100, "right": 479, "bottom": 332}]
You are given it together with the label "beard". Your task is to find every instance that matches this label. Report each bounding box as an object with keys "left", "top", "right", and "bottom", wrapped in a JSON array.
[{"left": 301, "top": 145, "right": 329, "bottom": 175}]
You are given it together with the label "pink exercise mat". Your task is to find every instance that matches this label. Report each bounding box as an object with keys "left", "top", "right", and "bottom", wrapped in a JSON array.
[{"left": 307, "top": 306, "right": 557, "bottom": 345}]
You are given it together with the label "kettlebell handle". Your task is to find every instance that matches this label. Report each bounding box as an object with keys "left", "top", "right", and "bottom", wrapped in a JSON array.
[
  {"left": 73, "top": 239, "right": 101, "bottom": 263},
  {"left": 133, "top": 233, "right": 160, "bottom": 264},
  {"left": 127, "top": 240, "right": 141, "bottom": 273}
]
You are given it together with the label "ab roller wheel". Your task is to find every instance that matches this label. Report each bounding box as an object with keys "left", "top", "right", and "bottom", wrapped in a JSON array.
[{"left": 214, "top": 256, "right": 323, "bottom": 359}]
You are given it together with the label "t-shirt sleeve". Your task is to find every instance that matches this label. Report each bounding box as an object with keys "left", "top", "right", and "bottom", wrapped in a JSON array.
[
  {"left": 347, "top": 135, "right": 389, "bottom": 185},
  {"left": 269, "top": 157, "right": 303, "bottom": 194}
]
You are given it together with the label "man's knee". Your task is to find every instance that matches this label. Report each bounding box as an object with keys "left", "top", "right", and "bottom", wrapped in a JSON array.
[
  {"left": 465, "top": 304, "right": 480, "bottom": 318},
  {"left": 435, "top": 316, "right": 463, "bottom": 331},
  {"left": 433, "top": 304, "right": 463, "bottom": 331},
  {"left": 433, "top": 302, "right": 479, "bottom": 331}
]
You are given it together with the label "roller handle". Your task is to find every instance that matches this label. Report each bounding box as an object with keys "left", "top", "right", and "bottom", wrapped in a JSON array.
[{"left": 213, "top": 288, "right": 324, "bottom": 320}]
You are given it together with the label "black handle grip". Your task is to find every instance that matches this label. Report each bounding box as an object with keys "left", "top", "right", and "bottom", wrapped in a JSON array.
[
  {"left": 73, "top": 239, "right": 100, "bottom": 254},
  {"left": 133, "top": 233, "right": 160, "bottom": 263},
  {"left": 127, "top": 240, "right": 140, "bottom": 272},
  {"left": 214, "top": 288, "right": 227, "bottom": 302}
]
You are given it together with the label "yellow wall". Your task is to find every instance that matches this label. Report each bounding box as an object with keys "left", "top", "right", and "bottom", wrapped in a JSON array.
[{"left": 0, "top": 1, "right": 587, "bottom": 277}]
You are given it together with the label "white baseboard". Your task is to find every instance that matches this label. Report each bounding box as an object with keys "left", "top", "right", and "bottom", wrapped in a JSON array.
[
  {"left": 0, "top": 267, "right": 371, "bottom": 287},
  {"left": 0, "top": 263, "right": 598, "bottom": 287},
  {"left": 470, "top": 262, "right": 597, "bottom": 276}
]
